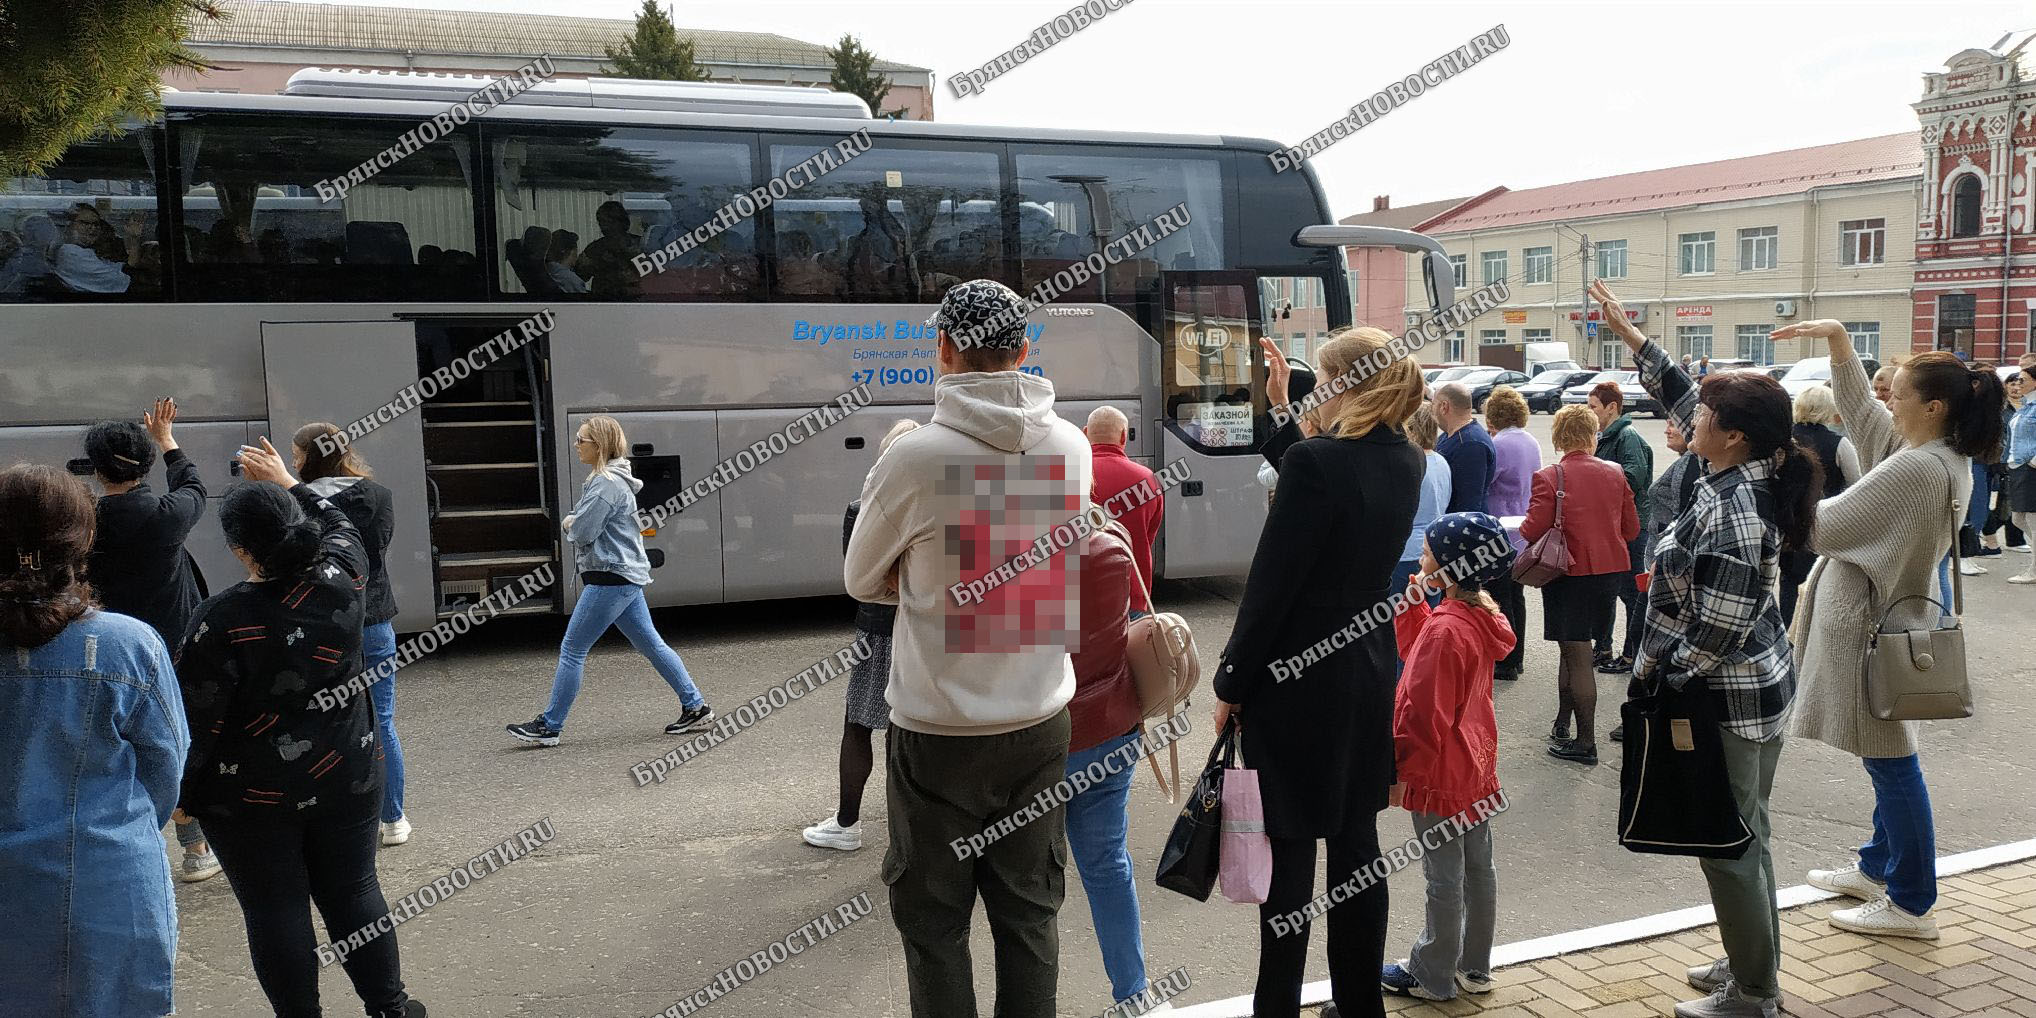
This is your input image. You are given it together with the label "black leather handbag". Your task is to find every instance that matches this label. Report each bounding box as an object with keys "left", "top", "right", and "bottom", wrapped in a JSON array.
[
  {"left": 1155, "top": 715, "right": 1237, "bottom": 900},
  {"left": 1617, "top": 677, "right": 1753, "bottom": 860}
]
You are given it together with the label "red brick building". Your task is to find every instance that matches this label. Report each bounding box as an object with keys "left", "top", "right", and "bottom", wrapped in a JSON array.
[{"left": 1912, "top": 31, "right": 2036, "bottom": 361}]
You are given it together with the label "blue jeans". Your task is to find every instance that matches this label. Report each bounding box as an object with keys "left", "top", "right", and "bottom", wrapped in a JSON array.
[
  {"left": 1968, "top": 460, "right": 1991, "bottom": 533},
  {"left": 1064, "top": 730, "right": 1147, "bottom": 1006},
  {"left": 1857, "top": 754, "right": 1937, "bottom": 915},
  {"left": 363, "top": 621, "right": 405, "bottom": 824},
  {"left": 1404, "top": 810, "right": 1497, "bottom": 998},
  {"left": 542, "top": 583, "right": 703, "bottom": 730},
  {"left": 1937, "top": 555, "right": 1952, "bottom": 609}
]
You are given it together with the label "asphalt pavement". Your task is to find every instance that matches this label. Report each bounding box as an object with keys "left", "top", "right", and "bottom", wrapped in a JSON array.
[{"left": 169, "top": 413, "right": 2036, "bottom": 1016}]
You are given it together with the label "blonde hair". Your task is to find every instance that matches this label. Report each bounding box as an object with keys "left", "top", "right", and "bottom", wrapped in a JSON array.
[
  {"left": 578, "top": 415, "right": 627, "bottom": 469},
  {"left": 1551, "top": 404, "right": 1597, "bottom": 453},
  {"left": 1406, "top": 403, "right": 1441, "bottom": 451},
  {"left": 1872, "top": 365, "right": 1897, "bottom": 388},
  {"left": 1793, "top": 383, "right": 1838, "bottom": 425},
  {"left": 879, "top": 419, "right": 919, "bottom": 455},
  {"left": 1312, "top": 326, "right": 1424, "bottom": 441},
  {"left": 1483, "top": 385, "right": 1529, "bottom": 431}
]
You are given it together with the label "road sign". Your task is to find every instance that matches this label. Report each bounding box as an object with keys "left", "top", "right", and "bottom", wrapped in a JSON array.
[{"left": 1587, "top": 321, "right": 1598, "bottom": 337}]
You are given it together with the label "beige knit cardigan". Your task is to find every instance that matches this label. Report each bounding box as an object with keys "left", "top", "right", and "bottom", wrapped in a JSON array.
[{"left": 1788, "top": 353, "right": 1970, "bottom": 758}]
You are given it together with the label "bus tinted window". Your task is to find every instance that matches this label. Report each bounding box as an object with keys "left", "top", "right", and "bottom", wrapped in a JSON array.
[
  {"left": 1, "top": 132, "right": 164, "bottom": 302},
  {"left": 1231, "top": 152, "right": 1327, "bottom": 268},
  {"left": 171, "top": 114, "right": 483, "bottom": 301},
  {"left": 494, "top": 126, "right": 758, "bottom": 301},
  {"left": 1011, "top": 148, "right": 1225, "bottom": 304},
  {"left": 767, "top": 139, "right": 1004, "bottom": 302}
]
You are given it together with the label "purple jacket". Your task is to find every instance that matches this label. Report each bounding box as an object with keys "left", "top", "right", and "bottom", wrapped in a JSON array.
[{"left": 1488, "top": 427, "right": 1541, "bottom": 552}]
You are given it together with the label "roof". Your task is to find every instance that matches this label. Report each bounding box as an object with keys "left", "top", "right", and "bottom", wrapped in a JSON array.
[
  {"left": 1418, "top": 132, "right": 1923, "bottom": 235},
  {"left": 1338, "top": 195, "right": 1472, "bottom": 231},
  {"left": 185, "top": 0, "right": 930, "bottom": 73}
]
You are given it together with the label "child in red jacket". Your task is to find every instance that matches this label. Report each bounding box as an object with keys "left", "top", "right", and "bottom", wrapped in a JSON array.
[{"left": 1382, "top": 512, "right": 1517, "bottom": 1002}]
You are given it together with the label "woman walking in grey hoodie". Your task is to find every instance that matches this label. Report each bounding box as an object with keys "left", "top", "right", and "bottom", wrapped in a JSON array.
[{"left": 508, "top": 416, "right": 713, "bottom": 746}]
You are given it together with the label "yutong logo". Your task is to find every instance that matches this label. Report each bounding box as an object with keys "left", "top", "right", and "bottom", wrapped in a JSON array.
[{"left": 1045, "top": 307, "right": 1095, "bottom": 317}]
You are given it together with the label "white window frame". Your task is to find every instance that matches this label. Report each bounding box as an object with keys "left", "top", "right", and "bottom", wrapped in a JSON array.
[
  {"left": 1481, "top": 250, "right": 1507, "bottom": 286},
  {"left": 1596, "top": 240, "right": 1627, "bottom": 280},
  {"left": 1599, "top": 340, "right": 1624, "bottom": 369},
  {"left": 1522, "top": 328, "right": 1551, "bottom": 343},
  {"left": 1445, "top": 331, "right": 1465, "bottom": 362},
  {"left": 1480, "top": 328, "right": 1508, "bottom": 345},
  {"left": 1679, "top": 232, "right": 1716, "bottom": 275},
  {"left": 1840, "top": 219, "right": 1885, "bottom": 266},
  {"left": 1677, "top": 324, "right": 1714, "bottom": 360},
  {"left": 1840, "top": 321, "right": 1882, "bottom": 360},
  {"left": 1737, "top": 227, "right": 1778, "bottom": 271},
  {"left": 1448, "top": 254, "right": 1467, "bottom": 289},
  {"left": 1735, "top": 324, "right": 1773, "bottom": 363},
  {"left": 1523, "top": 246, "right": 1553, "bottom": 285}
]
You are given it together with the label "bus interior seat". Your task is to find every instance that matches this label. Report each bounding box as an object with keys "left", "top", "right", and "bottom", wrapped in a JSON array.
[{"left": 344, "top": 221, "right": 415, "bottom": 265}]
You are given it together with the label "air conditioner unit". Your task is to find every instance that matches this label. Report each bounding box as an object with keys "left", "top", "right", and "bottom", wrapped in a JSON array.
[{"left": 1774, "top": 300, "right": 1798, "bottom": 317}]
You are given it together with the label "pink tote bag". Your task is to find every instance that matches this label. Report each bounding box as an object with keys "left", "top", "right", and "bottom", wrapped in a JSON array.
[{"left": 1219, "top": 761, "right": 1272, "bottom": 904}]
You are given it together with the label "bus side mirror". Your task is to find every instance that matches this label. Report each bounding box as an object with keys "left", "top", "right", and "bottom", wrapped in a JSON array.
[{"left": 1421, "top": 249, "right": 1455, "bottom": 318}]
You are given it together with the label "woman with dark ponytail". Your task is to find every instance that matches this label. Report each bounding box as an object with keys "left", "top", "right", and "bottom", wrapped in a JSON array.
[
  {"left": 0, "top": 464, "right": 189, "bottom": 1018},
  {"left": 175, "top": 437, "right": 427, "bottom": 1018},
  {"left": 1777, "top": 322, "right": 2005, "bottom": 946},
  {"left": 1595, "top": 282, "right": 1813, "bottom": 1018}
]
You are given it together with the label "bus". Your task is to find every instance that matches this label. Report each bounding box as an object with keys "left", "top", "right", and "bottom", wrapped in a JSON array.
[{"left": 0, "top": 70, "right": 1453, "bottom": 631}]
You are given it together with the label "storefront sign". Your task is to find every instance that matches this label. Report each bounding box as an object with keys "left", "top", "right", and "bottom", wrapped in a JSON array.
[
  {"left": 1675, "top": 305, "right": 1713, "bottom": 319},
  {"left": 1503, "top": 310, "right": 1528, "bottom": 324}
]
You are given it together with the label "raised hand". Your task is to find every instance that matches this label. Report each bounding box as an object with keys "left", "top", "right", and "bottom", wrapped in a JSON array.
[
  {"left": 1259, "top": 336, "right": 1292, "bottom": 411},
  {"left": 1769, "top": 320, "right": 1852, "bottom": 362},
  {"left": 1589, "top": 280, "right": 1646, "bottom": 349},
  {"left": 236, "top": 437, "right": 300, "bottom": 489},
  {"left": 143, "top": 396, "right": 178, "bottom": 451}
]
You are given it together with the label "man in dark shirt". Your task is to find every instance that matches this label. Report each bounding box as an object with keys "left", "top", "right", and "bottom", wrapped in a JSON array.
[
  {"left": 84, "top": 398, "right": 207, "bottom": 654},
  {"left": 1432, "top": 382, "right": 1496, "bottom": 513}
]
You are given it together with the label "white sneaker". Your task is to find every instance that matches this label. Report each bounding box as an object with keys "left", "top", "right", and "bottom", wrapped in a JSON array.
[
  {"left": 1958, "top": 560, "right": 1988, "bottom": 576},
  {"left": 1830, "top": 896, "right": 1939, "bottom": 939},
  {"left": 1455, "top": 970, "right": 1494, "bottom": 994},
  {"left": 2008, "top": 542, "right": 2032, "bottom": 553},
  {"left": 2009, "top": 570, "right": 2036, "bottom": 584},
  {"left": 802, "top": 815, "right": 862, "bottom": 851},
  {"left": 380, "top": 816, "right": 411, "bottom": 846},
  {"left": 180, "top": 848, "right": 223, "bottom": 883},
  {"left": 1807, "top": 862, "right": 1886, "bottom": 900}
]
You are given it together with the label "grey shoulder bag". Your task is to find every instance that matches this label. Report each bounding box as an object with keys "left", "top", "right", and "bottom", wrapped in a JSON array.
[{"left": 1863, "top": 456, "right": 1973, "bottom": 721}]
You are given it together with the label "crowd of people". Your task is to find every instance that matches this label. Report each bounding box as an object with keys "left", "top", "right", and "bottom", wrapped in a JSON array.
[{"left": 2, "top": 268, "right": 2031, "bottom": 1018}]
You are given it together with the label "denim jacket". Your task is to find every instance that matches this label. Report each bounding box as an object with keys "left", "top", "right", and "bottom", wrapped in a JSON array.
[
  {"left": 0, "top": 610, "right": 188, "bottom": 1017},
  {"left": 2009, "top": 401, "right": 2036, "bottom": 469},
  {"left": 564, "top": 459, "right": 653, "bottom": 585}
]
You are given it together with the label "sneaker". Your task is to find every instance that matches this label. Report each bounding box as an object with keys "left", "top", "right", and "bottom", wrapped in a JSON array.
[
  {"left": 1673, "top": 981, "right": 1776, "bottom": 1018},
  {"left": 380, "top": 816, "right": 412, "bottom": 846},
  {"left": 1608, "top": 724, "right": 1625, "bottom": 743},
  {"left": 1830, "top": 896, "right": 1939, "bottom": 939},
  {"left": 1548, "top": 719, "right": 1571, "bottom": 744},
  {"left": 1686, "top": 957, "right": 1732, "bottom": 993},
  {"left": 1455, "top": 970, "right": 1494, "bottom": 995},
  {"left": 664, "top": 704, "right": 716, "bottom": 735},
  {"left": 506, "top": 717, "right": 561, "bottom": 747},
  {"left": 1597, "top": 655, "right": 1634, "bottom": 674},
  {"left": 1593, "top": 650, "right": 1614, "bottom": 670},
  {"left": 802, "top": 814, "right": 863, "bottom": 851},
  {"left": 1547, "top": 739, "right": 1598, "bottom": 765},
  {"left": 180, "top": 847, "right": 223, "bottom": 883},
  {"left": 372, "top": 1001, "right": 427, "bottom": 1018},
  {"left": 1958, "top": 560, "right": 1989, "bottom": 576},
  {"left": 2009, "top": 570, "right": 2036, "bottom": 584},
  {"left": 1806, "top": 862, "right": 1886, "bottom": 900},
  {"left": 1379, "top": 962, "right": 1447, "bottom": 1001},
  {"left": 1975, "top": 545, "right": 2003, "bottom": 557},
  {"left": 2009, "top": 542, "right": 2033, "bottom": 553}
]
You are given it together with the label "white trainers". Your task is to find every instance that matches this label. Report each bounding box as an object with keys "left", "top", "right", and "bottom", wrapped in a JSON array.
[
  {"left": 1455, "top": 970, "right": 1494, "bottom": 994},
  {"left": 2009, "top": 569, "right": 2036, "bottom": 584},
  {"left": 802, "top": 815, "right": 862, "bottom": 851},
  {"left": 380, "top": 816, "right": 412, "bottom": 846},
  {"left": 179, "top": 848, "right": 223, "bottom": 883},
  {"left": 1807, "top": 863, "right": 1886, "bottom": 900},
  {"left": 1958, "top": 560, "right": 1988, "bottom": 576},
  {"left": 2008, "top": 542, "right": 2032, "bottom": 553},
  {"left": 1830, "top": 896, "right": 1939, "bottom": 939}
]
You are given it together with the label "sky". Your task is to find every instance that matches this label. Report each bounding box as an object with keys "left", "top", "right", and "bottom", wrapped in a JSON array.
[{"left": 282, "top": 0, "right": 2025, "bottom": 219}]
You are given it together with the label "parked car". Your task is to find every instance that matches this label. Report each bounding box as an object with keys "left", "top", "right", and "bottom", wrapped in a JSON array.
[
  {"left": 1445, "top": 367, "right": 1533, "bottom": 410},
  {"left": 1514, "top": 368, "right": 1597, "bottom": 413},
  {"left": 1699, "top": 357, "right": 1758, "bottom": 374},
  {"left": 1423, "top": 364, "right": 1465, "bottom": 383},
  {"left": 1761, "top": 364, "right": 1790, "bottom": 381},
  {"left": 1560, "top": 369, "right": 1663, "bottom": 417},
  {"left": 1779, "top": 355, "right": 1882, "bottom": 398}
]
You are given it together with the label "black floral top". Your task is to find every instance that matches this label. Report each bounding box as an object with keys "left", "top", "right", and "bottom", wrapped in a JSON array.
[{"left": 174, "top": 484, "right": 378, "bottom": 817}]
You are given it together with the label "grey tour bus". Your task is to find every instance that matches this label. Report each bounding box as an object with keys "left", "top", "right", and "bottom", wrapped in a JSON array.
[{"left": 0, "top": 70, "right": 1453, "bottom": 631}]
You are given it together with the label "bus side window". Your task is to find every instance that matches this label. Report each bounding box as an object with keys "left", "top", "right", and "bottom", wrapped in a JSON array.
[
  {"left": 1, "top": 131, "right": 165, "bottom": 303},
  {"left": 493, "top": 126, "right": 759, "bottom": 302},
  {"left": 1009, "top": 147, "right": 1226, "bottom": 307}
]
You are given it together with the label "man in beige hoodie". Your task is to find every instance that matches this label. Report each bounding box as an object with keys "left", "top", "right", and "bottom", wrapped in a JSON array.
[{"left": 845, "top": 279, "right": 1093, "bottom": 1018}]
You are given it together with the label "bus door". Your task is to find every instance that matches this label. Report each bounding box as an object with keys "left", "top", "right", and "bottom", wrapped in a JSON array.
[
  {"left": 1156, "top": 271, "right": 1269, "bottom": 577},
  {"left": 261, "top": 322, "right": 438, "bottom": 633}
]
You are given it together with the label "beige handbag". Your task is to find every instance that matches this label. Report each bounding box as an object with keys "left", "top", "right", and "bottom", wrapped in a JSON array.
[
  {"left": 1864, "top": 458, "right": 1973, "bottom": 722},
  {"left": 1112, "top": 520, "right": 1201, "bottom": 801}
]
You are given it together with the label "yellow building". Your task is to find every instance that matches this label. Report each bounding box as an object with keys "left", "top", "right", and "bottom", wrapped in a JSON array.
[{"left": 1389, "top": 134, "right": 1922, "bottom": 368}]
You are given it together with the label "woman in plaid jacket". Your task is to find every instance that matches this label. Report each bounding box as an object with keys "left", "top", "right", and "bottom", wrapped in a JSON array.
[{"left": 1594, "top": 282, "right": 1822, "bottom": 1018}]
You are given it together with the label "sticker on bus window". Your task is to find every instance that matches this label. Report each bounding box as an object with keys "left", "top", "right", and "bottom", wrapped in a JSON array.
[
  {"left": 885, "top": 170, "right": 903, "bottom": 188},
  {"left": 1180, "top": 402, "right": 1253, "bottom": 447}
]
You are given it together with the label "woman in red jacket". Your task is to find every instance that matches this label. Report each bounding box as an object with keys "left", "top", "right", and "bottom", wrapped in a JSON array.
[
  {"left": 1378, "top": 511, "right": 1516, "bottom": 1003},
  {"left": 1523, "top": 405, "right": 1639, "bottom": 765}
]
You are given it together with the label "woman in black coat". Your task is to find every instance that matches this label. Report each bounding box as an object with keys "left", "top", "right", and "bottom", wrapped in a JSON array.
[{"left": 1217, "top": 328, "right": 1426, "bottom": 1018}]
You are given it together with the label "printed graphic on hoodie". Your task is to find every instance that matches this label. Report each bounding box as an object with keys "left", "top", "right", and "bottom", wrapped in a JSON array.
[{"left": 939, "top": 455, "right": 1081, "bottom": 653}]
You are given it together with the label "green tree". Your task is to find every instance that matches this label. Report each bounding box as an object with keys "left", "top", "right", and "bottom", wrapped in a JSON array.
[
  {"left": 1, "top": 0, "right": 225, "bottom": 177},
  {"left": 602, "top": 1, "right": 709, "bottom": 82},
  {"left": 825, "top": 34, "right": 910, "bottom": 120}
]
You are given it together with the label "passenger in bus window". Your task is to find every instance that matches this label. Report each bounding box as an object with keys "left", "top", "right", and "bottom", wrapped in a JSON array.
[
  {"left": 844, "top": 193, "right": 916, "bottom": 300},
  {"left": 578, "top": 201, "right": 644, "bottom": 298},
  {"left": 776, "top": 229, "right": 835, "bottom": 295},
  {"left": 0, "top": 214, "right": 56, "bottom": 294},
  {"left": 52, "top": 205, "right": 134, "bottom": 294},
  {"left": 544, "top": 229, "right": 589, "bottom": 294},
  {"left": 416, "top": 244, "right": 443, "bottom": 266}
]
